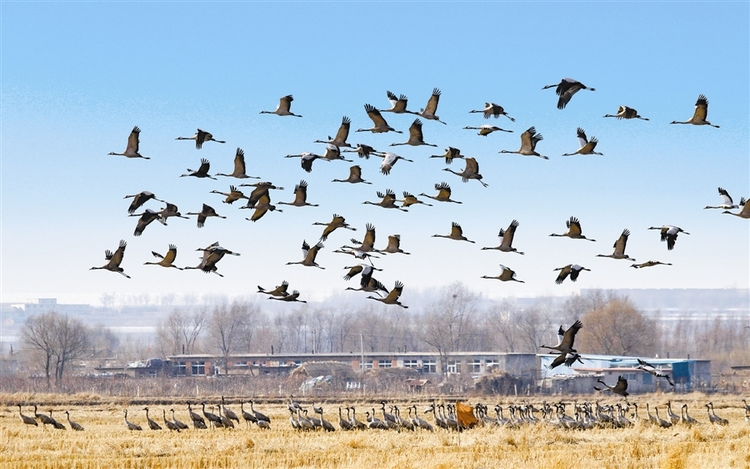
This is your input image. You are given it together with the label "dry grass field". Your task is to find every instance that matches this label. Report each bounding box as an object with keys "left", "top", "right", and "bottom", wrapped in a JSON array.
[{"left": 1, "top": 394, "right": 748, "bottom": 469}]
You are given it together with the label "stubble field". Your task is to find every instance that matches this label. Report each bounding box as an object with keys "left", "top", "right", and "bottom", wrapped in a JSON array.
[{"left": 1, "top": 394, "right": 749, "bottom": 469}]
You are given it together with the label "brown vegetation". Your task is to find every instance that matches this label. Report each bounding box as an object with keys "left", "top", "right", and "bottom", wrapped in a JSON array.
[{"left": 1, "top": 394, "right": 748, "bottom": 469}]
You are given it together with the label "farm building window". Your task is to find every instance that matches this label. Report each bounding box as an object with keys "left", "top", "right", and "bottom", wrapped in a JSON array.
[
  {"left": 447, "top": 360, "right": 461, "bottom": 374},
  {"left": 422, "top": 360, "right": 436, "bottom": 373},
  {"left": 470, "top": 360, "right": 482, "bottom": 373},
  {"left": 403, "top": 359, "right": 420, "bottom": 368},
  {"left": 191, "top": 361, "right": 205, "bottom": 376},
  {"left": 378, "top": 360, "right": 392, "bottom": 368},
  {"left": 360, "top": 361, "right": 373, "bottom": 370},
  {"left": 175, "top": 362, "right": 187, "bottom": 376}
]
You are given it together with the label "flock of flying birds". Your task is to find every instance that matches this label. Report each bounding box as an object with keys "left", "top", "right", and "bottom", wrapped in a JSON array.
[
  {"left": 91, "top": 79, "right": 747, "bottom": 308},
  {"left": 541, "top": 319, "right": 675, "bottom": 393}
]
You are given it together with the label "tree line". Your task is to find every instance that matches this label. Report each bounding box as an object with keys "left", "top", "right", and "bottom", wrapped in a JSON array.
[{"left": 18, "top": 285, "right": 749, "bottom": 384}]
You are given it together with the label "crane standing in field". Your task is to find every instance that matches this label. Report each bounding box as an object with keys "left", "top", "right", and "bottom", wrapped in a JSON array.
[
  {"left": 108, "top": 126, "right": 150, "bottom": 159},
  {"left": 175, "top": 129, "right": 226, "bottom": 149},
  {"left": 670, "top": 94, "right": 719, "bottom": 128},
  {"left": 260, "top": 94, "right": 302, "bottom": 117}
]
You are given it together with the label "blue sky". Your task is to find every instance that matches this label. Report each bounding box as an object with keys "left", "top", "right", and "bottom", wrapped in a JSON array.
[{"left": 2, "top": 2, "right": 748, "bottom": 307}]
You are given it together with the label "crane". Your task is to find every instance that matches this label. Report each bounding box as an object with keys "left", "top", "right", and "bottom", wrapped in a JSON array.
[
  {"left": 463, "top": 125, "right": 512, "bottom": 136},
  {"left": 186, "top": 203, "right": 226, "bottom": 228},
  {"left": 541, "top": 320, "right": 583, "bottom": 353},
  {"left": 180, "top": 158, "right": 216, "bottom": 180},
  {"left": 312, "top": 214, "right": 356, "bottom": 242},
  {"left": 398, "top": 192, "right": 432, "bottom": 208},
  {"left": 542, "top": 78, "right": 595, "bottom": 109},
  {"left": 596, "top": 229, "right": 636, "bottom": 261},
  {"left": 315, "top": 116, "right": 353, "bottom": 148},
  {"left": 210, "top": 185, "right": 249, "bottom": 204},
  {"left": 342, "top": 264, "right": 382, "bottom": 281},
  {"left": 340, "top": 223, "right": 379, "bottom": 254},
  {"left": 636, "top": 359, "right": 675, "bottom": 387},
  {"left": 343, "top": 143, "right": 379, "bottom": 159},
  {"left": 377, "top": 151, "right": 413, "bottom": 175},
  {"left": 129, "top": 211, "right": 162, "bottom": 238},
  {"left": 553, "top": 265, "right": 590, "bottom": 284},
  {"left": 156, "top": 203, "right": 189, "bottom": 225},
  {"left": 144, "top": 245, "right": 183, "bottom": 270},
  {"left": 278, "top": 180, "right": 319, "bottom": 207},
  {"left": 243, "top": 193, "right": 282, "bottom": 222},
  {"left": 284, "top": 151, "right": 328, "bottom": 173},
  {"left": 381, "top": 234, "right": 411, "bottom": 255},
  {"left": 670, "top": 94, "right": 719, "bottom": 128},
  {"left": 593, "top": 376, "right": 629, "bottom": 398},
  {"left": 356, "top": 104, "right": 402, "bottom": 133},
  {"left": 604, "top": 105, "right": 649, "bottom": 120},
  {"left": 390, "top": 118, "right": 437, "bottom": 147},
  {"left": 260, "top": 94, "right": 301, "bottom": 117},
  {"left": 124, "top": 191, "right": 165, "bottom": 214},
  {"left": 239, "top": 181, "right": 285, "bottom": 208},
  {"left": 332, "top": 165, "right": 371, "bottom": 184},
  {"left": 108, "top": 126, "right": 150, "bottom": 159},
  {"left": 363, "top": 189, "right": 408, "bottom": 211},
  {"left": 286, "top": 240, "right": 325, "bottom": 269},
  {"left": 258, "top": 280, "right": 290, "bottom": 297},
  {"left": 419, "top": 182, "right": 462, "bottom": 204},
  {"left": 550, "top": 216, "right": 596, "bottom": 241},
  {"left": 367, "top": 280, "right": 409, "bottom": 308},
  {"left": 381, "top": 91, "right": 416, "bottom": 114},
  {"left": 648, "top": 225, "right": 689, "bottom": 250},
  {"left": 430, "top": 146, "right": 465, "bottom": 165},
  {"left": 90, "top": 240, "right": 130, "bottom": 278},
  {"left": 705, "top": 187, "right": 740, "bottom": 209},
  {"left": 215, "top": 148, "right": 260, "bottom": 179},
  {"left": 499, "top": 126, "right": 548, "bottom": 159},
  {"left": 269, "top": 290, "right": 307, "bottom": 303},
  {"left": 481, "top": 264, "right": 524, "bottom": 283},
  {"left": 432, "top": 222, "right": 475, "bottom": 243},
  {"left": 722, "top": 198, "right": 750, "bottom": 219},
  {"left": 630, "top": 260, "right": 672, "bottom": 269},
  {"left": 469, "top": 102, "right": 515, "bottom": 121},
  {"left": 414, "top": 88, "right": 447, "bottom": 124},
  {"left": 175, "top": 129, "right": 225, "bottom": 149},
  {"left": 562, "top": 128, "right": 603, "bottom": 156},
  {"left": 481, "top": 219, "right": 523, "bottom": 254},
  {"left": 443, "top": 157, "right": 488, "bottom": 187}
]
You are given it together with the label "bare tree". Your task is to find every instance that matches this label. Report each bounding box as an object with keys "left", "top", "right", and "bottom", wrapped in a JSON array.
[
  {"left": 87, "top": 324, "right": 120, "bottom": 358},
  {"left": 579, "top": 296, "right": 657, "bottom": 356},
  {"left": 419, "top": 283, "right": 480, "bottom": 373},
  {"left": 488, "top": 300, "right": 520, "bottom": 352},
  {"left": 21, "top": 312, "right": 57, "bottom": 386},
  {"left": 206, "top": 301, "right": 257, "bottom": 374},
  {"left": 21, "top": 311, "right": 88, "bottom": 386},
  {"left": 156, "top": 308, "right": 207, "bottom": 356}
]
